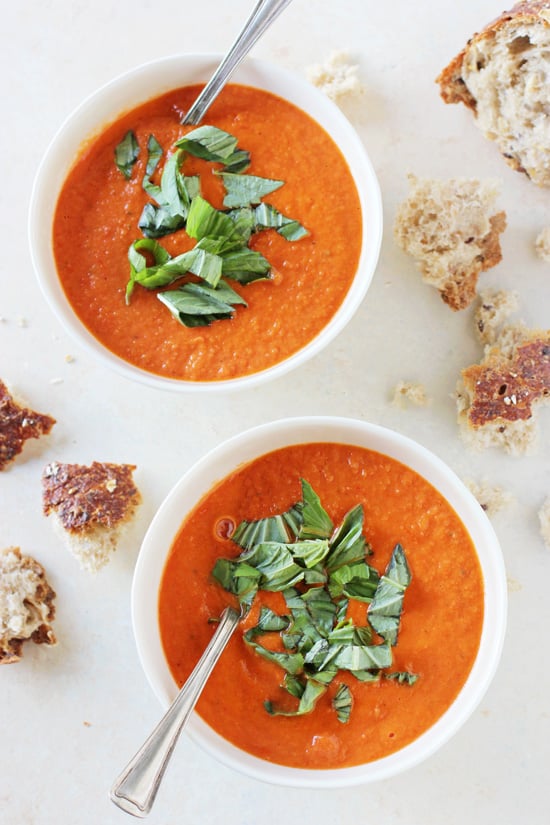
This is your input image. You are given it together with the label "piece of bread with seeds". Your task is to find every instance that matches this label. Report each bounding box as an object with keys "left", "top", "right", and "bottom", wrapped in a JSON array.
[
  {"left": 475, "top": 288, "right": 520, "bottom": 345},
  {"left": 437, "top": 2, "right": 550, "bottom": 187},
  {"left": 0, "top": 547, "right": 56, "bottom": 664},
  {"left": 42, "top": 461, "right": 141, "bottom": 573},
  {"left": 0, "top": 379, "right": 55, "bottom": 470},
  {"left": 394, "top": 175, "right": 506, "bottom": 310},
  {"left": 456, "top": 323, "right": 550, "bottom": 454}
]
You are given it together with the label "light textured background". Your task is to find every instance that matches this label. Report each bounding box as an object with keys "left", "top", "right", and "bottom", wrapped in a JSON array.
[{"left": 1, "top": 1, "right": 549, "bottom": 823}]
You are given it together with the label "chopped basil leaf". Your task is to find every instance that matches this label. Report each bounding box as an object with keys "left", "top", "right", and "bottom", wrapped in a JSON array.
[
  {"left": 265, "top": 679, "right": 327, "bottom": 718},
  {"left": 114, "top": 130, "right": 140, "bottom": 179},
  {"left": 231, "top": 504, "right": 303, "bottom": 549},
  {"left": 126, "top": 238, "right": 171, "bottom": 303},
  {"left": 253, "top": 202, "right": 309, "bottom": 241},
  {"left": 158, "top": 279, "right": 246, "bottom": 327},
  {"left": 219, "top": 172, "right": 284, "bottom": 208},
  {"left": 186, "top": 195, "right": 237, "bottom": 242},
  {"left": 385, "top": 671, "right": 419, "bottom": 686},
  {"left": 299, "top": 479, "right": 333, "bottom": 540},
  {"left": 367, "top": 543, "right": 412, "bottom": 646},
  {"left": 220, "top": 247, "right": 271, "bottom": 284},
  {"left": 175, "top": 125, "right": 241, "bottom": 162},
  {"left": 333, "top": 684, "right": 352, "bottom": 723},
  {"left": 142, "top": 134, "right": 164, "bottom": 198}
]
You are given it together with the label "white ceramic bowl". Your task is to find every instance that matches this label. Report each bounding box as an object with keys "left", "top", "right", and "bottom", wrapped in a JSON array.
[
  {"left": 132, "top": 416, "right": 507, "bottom": 787},
  {"left": 28, "top": 55, "right": 382, "bottom": 392}
]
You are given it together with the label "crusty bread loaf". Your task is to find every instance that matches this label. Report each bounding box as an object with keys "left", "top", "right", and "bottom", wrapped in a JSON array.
[
  {"left": 394, "top": 175, "right": 506, "bottom": 310},
  {"left": 0, "top": 379, "right": 55, "bottom": 470},
  {"left": 456, "top": 323, "right": 550, "bottom": 454},
  {"left": 42, "top": 461, "right": 141, "bottom": 573},
  {"left": 0, "top": 547, "right": 56, "bottom": 664},
  {"left": 437, "top": 2, "right": 550, "bottom": 186}
]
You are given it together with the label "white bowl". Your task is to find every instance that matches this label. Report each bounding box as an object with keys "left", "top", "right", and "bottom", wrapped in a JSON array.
[
  {"left": 131, "top": 416, "right": 507, "bottom": 787},
  {"left": 28, "top": 55, "right": 382, "bottom": 392}
]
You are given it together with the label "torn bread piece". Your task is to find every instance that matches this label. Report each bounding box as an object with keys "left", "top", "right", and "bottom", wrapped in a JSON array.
[
  {"left": 475, "top": 288, "right": 520, "bottom": 345},
  {"left": 392, "top": 381, "right": 429, "bottom": 407},
  {"left": 465, "top": 479, "right": 514, "bottom": 517},
  {"left": 394, "top": 175, "right": 506, "bottom": 310},
  {"left": 437, "top": 1, "right": 550, "bottom": 187},
  {"left": 0, "top": 547, "right": 56, "bottom": 664},
  {"left": 456, "top": 323, "right": 550, "bottom": 454},
  {"left": 42, "top": 461, "right": 141, "bottom": 573},
  {"left": 0, "top": 379, "right": 55, "bottom": 470},
  {"left": 306, "top": 50, "right": 363, "bottom": 101},
  {"left": 539, "top": 497, "right": 550, "bottom": 548}
]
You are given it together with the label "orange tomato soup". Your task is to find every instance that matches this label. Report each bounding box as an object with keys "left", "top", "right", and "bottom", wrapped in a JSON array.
[
  {"left": 158, "top": 443, "right": 484, "bottom": 769},
  {"left": 53, "top": 85, "right": 362, "bottom": 381}
]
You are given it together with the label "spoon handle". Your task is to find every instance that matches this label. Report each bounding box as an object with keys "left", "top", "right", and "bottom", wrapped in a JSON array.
[
  {"left": 110, "top": 606, "right": 240, "bottom": 818},
  {"left": 182, "top": 0, "right": 294, "bottom": 125}
]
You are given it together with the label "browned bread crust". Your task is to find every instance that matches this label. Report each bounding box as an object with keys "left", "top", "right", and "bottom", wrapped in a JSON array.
[
  {"left": 42, "top": 461, "right": 141, "bottom": 532},
  {"left": 0, "top": 380, "right": 55, "bottom": 470},
  {"left": 437, "top": 1, "right": 550, "bottom": 110},
  {"left": 0, "top": 548, "right": 56, "bottom": 664}
]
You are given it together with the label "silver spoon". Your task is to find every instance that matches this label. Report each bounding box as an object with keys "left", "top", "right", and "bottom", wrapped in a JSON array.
[
  {"left": 182, "top": 0, "right": 294, "bottom": 125},
  {"left": 110, "top": 606, "right": 241, "bottom": 817}
]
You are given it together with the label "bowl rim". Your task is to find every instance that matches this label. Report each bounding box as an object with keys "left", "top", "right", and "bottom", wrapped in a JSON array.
[
  {"left": 131, "top": 415, "right": 507, "bottom": 787},
  {"left": 28, "top": 53, "right": 383, "bottom": 393}
]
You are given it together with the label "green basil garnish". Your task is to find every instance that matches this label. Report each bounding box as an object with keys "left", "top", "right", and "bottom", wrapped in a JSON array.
[
  {"left": 211, "top": 480, "right": 415, "bottom": 722},
  {"left": 116, "top": 122, "right": 308, "bottom": 324},
  {"left": 114, "top": 130, "right": 140, "bottom": 179}
]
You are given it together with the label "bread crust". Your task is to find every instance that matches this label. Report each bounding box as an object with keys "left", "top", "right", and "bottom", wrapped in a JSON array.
[
  {"left": 437, "top": 2, "right": 550, "bottom": 182},
  {"left": 42, "top": 461, "right": 141, "bottom": 532},
  {"left": 0, "top": 380, "right": 56, "bottom": 470},
  {"left": 437, "top": 1, "right": 550, "bottom": 109}
]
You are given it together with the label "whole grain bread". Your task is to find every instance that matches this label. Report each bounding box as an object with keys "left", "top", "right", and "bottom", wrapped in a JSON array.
[
  {"left": 0, "top": 547, "right": 56, "bottom": 664},
  {"left": 437, "top": 2, "right": 550, "bottom": 186},
  {"left": 394, "top": 175, "right": 506, "bottom": 310}
]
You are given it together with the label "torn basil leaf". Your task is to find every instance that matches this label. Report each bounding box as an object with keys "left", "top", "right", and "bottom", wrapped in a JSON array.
[
  {"left": 142, "top": 134, "right": 164, "bottom": 198},
  {"left": 114, "top": 130, "right": 140, "bottom": 179},
  {"left": 219, "top": 172, "right": 284, "bottom": 209},
  {"left": 175, "top": 125, "right": 244, "bottom": 163},
  {"left": 333, "top": 684, "right": 352, "bottom": 723},
  {"left": 385, "top": 671, "right": 419, "bottom": 686},
  {"left": 158, "top": 279, "right": 246, "bottom": 327},
  {"left": 299, "top": 480, "right": 333, "bottom": 540},
  {"left": 253, "top": 202, "right": 309, "bottom": 241},
  {"left": 367, "top": 543, "right": 412, "bottom": 646}
]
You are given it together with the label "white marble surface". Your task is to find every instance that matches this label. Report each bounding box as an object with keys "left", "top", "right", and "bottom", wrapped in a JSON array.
[{"left": 1, "top": 1, "right": 549, "bottom": 823}]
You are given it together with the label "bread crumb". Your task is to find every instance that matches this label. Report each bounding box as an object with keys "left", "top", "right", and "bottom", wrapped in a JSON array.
[
  {"left": 17, "top": 317, "right": 28, "bottom": 328},
  {"left": 392, "top": 381, "right": 429, "bottom": 407},
  {"left": 535, "top": 227, "right": 550, "bottom": 262},
  {"left": 475, "top": 288, "right": 519, "bottom": 345},
  {"left": 65, "top": 355, "right": 75, "bottom": 364},
  {"left": 465, "top": 478, "right": 514, "bottom": 517},
  {"left": 539, "top": 497, "right": 550, "bottom": 549},
  {"left": 394, "top": 175, "right": 506, "bottom": 310},
  {"left": 0, "top": 547, "right": 56, "bottom": 664},
  {"left": 42, "top": 461, "right": 141, "bottom": 573},
  {"left": 306, "top": 50, "right": 363, "bottom": 101},
  {"left": 456, "top": 322, "right": 550, "bottom": 454},
  {"left": 507, "top": 576, "right": 522, "bottom": 593}
]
